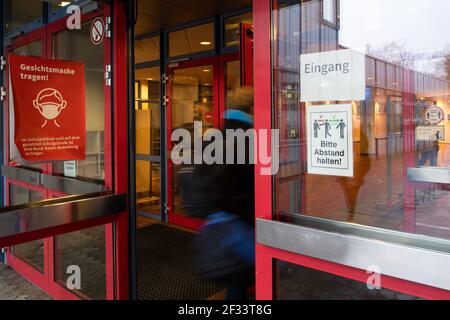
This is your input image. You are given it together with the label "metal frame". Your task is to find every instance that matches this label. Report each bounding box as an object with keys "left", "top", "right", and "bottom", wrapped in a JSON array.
[
  {"left": 133, "top": 29, "right": 164, "bottom": 222},
  {"left": 0, "top": 193, "right": 126, "bottom": 247},
  {"left": 257, "top": 218, "right": 450, "bottom": 292}
]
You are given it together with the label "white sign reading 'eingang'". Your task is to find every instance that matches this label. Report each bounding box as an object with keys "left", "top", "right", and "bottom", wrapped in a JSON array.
[{"left": 300, "top": 49, "right": 366, "bottom": 102}]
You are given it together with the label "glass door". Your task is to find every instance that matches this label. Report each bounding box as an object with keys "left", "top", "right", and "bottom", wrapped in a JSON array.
[
  {"left": 3, "top": 2, "right": 115, "bottom": 300},
  {"left": 167, "top": 58, "right": 219, "bottom": 229},
  {"left": 135, "top": 66, "right": 162, "bottom": 219},
  {"left": 47, "top": 7, "right": 113, "bottom": 300}
]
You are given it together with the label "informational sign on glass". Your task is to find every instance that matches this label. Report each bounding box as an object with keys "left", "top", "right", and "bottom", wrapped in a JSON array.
[{"left": 307, "top": 104, "right": 354, "bottom": 177}]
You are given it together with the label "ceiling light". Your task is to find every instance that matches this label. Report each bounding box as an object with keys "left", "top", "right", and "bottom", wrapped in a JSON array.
[
  {"left": 59, "top": 1, "right": 71, "bottom": 6},
  {"left": 203, "top": 69, "right": 210, "bottom": 72},
  {"left": 200, "top": 41, "right": 212, "bottom": 46},
  {"left": 204, "top": 83, "right": 211, "bottom": 86}
]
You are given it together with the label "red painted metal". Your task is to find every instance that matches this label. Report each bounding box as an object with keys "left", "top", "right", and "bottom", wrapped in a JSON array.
[
  {"left": 240, "top": 23, "right": 254, "bottom": 87},
  {"left": 253, "top": 0, "right": 450, "bottom": 301},
  {"left": 112, "top": 0, "right": 130, "bottom": 300},
  {"left": 253, "top": 0, "right": 274, "bottom": 300},
  {"left": 267, "top": 245, "right": 450, "bottom": 300}
]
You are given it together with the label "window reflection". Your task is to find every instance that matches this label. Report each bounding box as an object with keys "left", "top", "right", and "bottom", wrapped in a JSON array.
[{"left": 272, "top": 0, "right": 450, "bottom": 240}]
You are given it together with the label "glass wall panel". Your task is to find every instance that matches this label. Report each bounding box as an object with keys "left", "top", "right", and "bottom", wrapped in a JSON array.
[
  {"left": 272, "top": 0, "right": 450, "bottom": 240},
  {"left": 52, "top": 21, "right": 105, "bottom": 181},
  {"left": 134, "top": 63, "right": 161, "bottom": 215},
  {"left": 136, "top": 161, "right": 161, "bottom": 215},
  {"left": 135, "top": 67, "right": 161, "bottom": 156}
]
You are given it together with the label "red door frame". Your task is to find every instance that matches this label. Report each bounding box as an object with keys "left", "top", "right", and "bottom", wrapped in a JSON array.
[
  {"left": 166, "top": 52, "right": 240, "bottom": 231},
  {"left": 253, "top": 0, "right": 450, "bottom": 300},
  {"left": 3, "top": 4, "right": 120, "bottom": 300}
]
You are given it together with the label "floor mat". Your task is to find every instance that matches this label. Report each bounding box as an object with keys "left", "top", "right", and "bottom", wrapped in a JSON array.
[{"left": 137, "top": 224, "right": 225, "bottom": 300}]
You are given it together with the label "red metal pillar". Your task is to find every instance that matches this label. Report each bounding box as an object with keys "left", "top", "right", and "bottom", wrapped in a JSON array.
[
  {"left": 254, "top": 0, "right": 274, "bottom": 300},
  {"left": 112, "top": 0, "right": 130, "bottom": 300}
]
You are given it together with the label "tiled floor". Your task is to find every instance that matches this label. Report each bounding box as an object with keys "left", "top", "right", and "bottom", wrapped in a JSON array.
[{"left": 0, "top": 263, "right": 51, "bottom": 300}]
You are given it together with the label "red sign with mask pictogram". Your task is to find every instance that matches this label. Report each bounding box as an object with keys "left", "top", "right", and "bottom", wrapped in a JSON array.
[{"left": 9, "top": 55, "right": 86, "bottom": 162}]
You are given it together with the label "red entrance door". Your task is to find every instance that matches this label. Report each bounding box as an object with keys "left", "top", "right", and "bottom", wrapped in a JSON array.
[
  {"left": 3, "top": 4, "right": 116, "bottom": 300},
  {"left": 166, "top": 50, "right": 251, "bottom": 230}
]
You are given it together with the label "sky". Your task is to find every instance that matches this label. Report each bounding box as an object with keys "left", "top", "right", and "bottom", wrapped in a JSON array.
[{"left": 340, "top": 0, "right": 450, "bottom": 55}]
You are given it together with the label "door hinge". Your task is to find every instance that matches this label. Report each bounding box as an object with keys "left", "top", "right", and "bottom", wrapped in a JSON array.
[
  {"left": 0, "top": 86, "right": 6, "bottom": 102},
  {"left": 105, "top": 16, "right": 112, "bottom": 38},
  {"left": 162, "top": 73, "right": 170, "bottom": 85},
  {"left": 105, "top": 64, "right": 112, "bottom": 86},
  {"left": 163, "top": 95, "right": 170, "bottom": 106},
  {"left": 0, "top": 56, "right": 6, "bottom": 70}
]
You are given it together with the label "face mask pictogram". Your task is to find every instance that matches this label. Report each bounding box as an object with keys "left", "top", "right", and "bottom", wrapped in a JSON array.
[{"left": 33, "top": 88, "right": 68, "bottom": 128}]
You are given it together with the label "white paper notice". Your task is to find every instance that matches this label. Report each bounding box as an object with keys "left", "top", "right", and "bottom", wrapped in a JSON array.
[
  {"left": 307, "top": 104, "right": 354, "bottom": 177},
  {"left": 300, "top": 49, "right": 366, "bottom": 102},
  {"left": 64, "top": 161, "right": 77, "bottom": 178},
  {"left": 416, "top": 126, "right": 445, "bottom": 141}
]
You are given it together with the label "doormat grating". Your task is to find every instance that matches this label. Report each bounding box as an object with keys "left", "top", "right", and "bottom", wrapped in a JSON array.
[{"left": 137, "top": 224, "right": 225, "bottom": 300}]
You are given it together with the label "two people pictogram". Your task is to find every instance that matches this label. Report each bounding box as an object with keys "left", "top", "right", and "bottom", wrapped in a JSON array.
[{"left": 314, "top": 119, "right": 346, "bottom": 139}]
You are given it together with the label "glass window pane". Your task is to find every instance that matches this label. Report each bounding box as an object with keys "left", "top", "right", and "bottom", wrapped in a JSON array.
[
  {"left": 5, "top": 0, "right": 43, "bottom": 34},
  {"left": 272, "top": 0, "right": 450, "bottom": 240},
  {"left": 135, "top": 67, "right": 161, "bottom": 156},
  {"left": 9, "top": 184, "right": 44, "bottom": 273},
  {"left": 52, "top": 21, "right": 106, "bottom": 181},
  {"left": 323, "top": 0, "right": 337, "bottom": 25},
  {"left": 224, "top": 12, "right": 253, "bottom": 47},
  {"left": 169, "top": 23, "right": 214, "bottom": 58},
  {"left": 136, "top": 161, "right": 161, "bottom": 215},
  {"left": 54, "top": 226, "right": 106, "bottom": 300}
]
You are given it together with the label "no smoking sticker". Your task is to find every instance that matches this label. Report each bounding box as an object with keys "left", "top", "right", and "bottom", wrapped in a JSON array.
[{"left": 90, "top": 18, "right": 105, "bottom": 45}]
